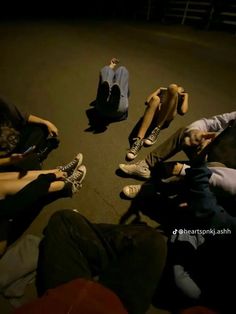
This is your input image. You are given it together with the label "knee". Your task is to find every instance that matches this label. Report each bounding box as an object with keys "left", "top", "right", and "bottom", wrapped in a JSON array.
[
  {"left": 47, "top": 209, "right": 79, "bottom": 230},
  {"left": 137, "top": 229, "right": 167, "bottom": 258},
  {"left": 167, "top": 83, "right": 178, "bottom": 95},
  {"left": 117, "top": 66, "right": 129, "bottom": 76}
]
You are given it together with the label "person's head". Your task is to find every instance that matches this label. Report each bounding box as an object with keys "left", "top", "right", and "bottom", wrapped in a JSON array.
[{"left": 0, "top": 126, "right": 20, "bottom": 156}]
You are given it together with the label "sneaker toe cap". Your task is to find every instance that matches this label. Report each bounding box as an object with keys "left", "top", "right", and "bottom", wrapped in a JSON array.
[{"left": 126, "top": 152, "right": 136, "bottom": 160}]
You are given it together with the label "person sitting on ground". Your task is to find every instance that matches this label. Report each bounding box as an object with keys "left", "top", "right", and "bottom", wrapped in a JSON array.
[
  {"left": 167, "top": 231, "right": 235, "bottom": 314},
  {"left": 0, "top": 97, "right": 59, "bottom": 171},
  {"left": 119, "top": 111, "right": 236, "bottom": 180},
  {"left": 0, "top": 153, "right": 86, "bottom": 257},
  {"left": 157, "top": 160, "right": 236, "bottom": 313},
  {"left": 122, "top": 163, "right": 236, "bottom": 200},
  {"left": 126, "top": 83, "right": 188, "bottom": 160},
  {"left": 95, "top": 58, "right": 129, "bottom": 122},
  {"left": 13, "top": 209, "right": 167, "bottom": 314}
]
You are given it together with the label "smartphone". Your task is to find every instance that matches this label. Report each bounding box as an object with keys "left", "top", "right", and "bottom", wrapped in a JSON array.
[{"left": 22, "top": 145, "right": 36, "bottom": 156}]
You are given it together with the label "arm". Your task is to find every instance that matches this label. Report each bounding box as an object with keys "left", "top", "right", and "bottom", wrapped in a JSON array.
[
  {"left": 28, "top": 115, "right": 58, "bottom": 136},
  {"left": 174, "top": 264, "right": 201, "bottom": 299},
  {"left": 178, "top": 92, "right": 189, "bottom": 115},
  {"left": 186, "top": 111, "right": 236, "bottom": 133},
  {"left": 145, "top": 87, "right": 166, "bottom": 104}
]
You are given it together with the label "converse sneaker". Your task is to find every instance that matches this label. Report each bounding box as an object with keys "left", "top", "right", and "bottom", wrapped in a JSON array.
[
  {"left": 126, "top": 138, "right": 143, "bottom": 160},
  {"left": 122, "top": 184, "right": 142, "bottom": 198},
  {"left": 66, "top": 165, "right": 86, "bottom": 194},
  {"left": 122, "top": 183, "right": 157, "bottom": 199},
  {"left": 57, "top": 153, "right": 83, "bottom": 176},
  {"left": 144, "top": 127, "right": 161, "bottom": 146},
  {"left": 119, "top": 160, "right": 151, "bottom": 179}
]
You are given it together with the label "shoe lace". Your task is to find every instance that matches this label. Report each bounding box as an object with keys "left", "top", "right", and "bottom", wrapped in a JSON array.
[
  {"left": 59, "top": 158, "right": 78, "bottom": 172},
  {"left": 129, "top": 185, "right": 140, "bottom": 194},
  {"left": 130, "top": 138, "right": 142, "bottom": 154},
  {"left": 70, "top": 169, "right": 84, "bottom": 182},
  {"left": 148, "top": 127, "right": 160, "bottom": 142}
]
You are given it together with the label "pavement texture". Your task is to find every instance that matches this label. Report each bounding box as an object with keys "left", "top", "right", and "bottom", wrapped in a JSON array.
[{"left": 0, "top": 18, "right": 235, "bottom": 314}]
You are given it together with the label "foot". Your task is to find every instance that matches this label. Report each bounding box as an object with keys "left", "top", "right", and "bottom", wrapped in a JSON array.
[
  {"left": 57, "top": 153, "right": 83, "bottom": 176},
  {"left": 119, "top": 160, "right": 151, "bottom": 179},
  {"left": 144, "top": 127, "right": 161, "bottom": 146},
  {"left": 65, "top": 165, "right": 87, "bottom": 194},
  {"left": 109, "top": 58, "right": 120, "bottom": 69},
  {"left": 122, "top": 182, "right": 157, "bottom": 199},
  {"left": 122, "top": 184, "right": 142, "bottom": 198},
  {"left": 126, "top": 137, "right": 143, "bottom": 160}
]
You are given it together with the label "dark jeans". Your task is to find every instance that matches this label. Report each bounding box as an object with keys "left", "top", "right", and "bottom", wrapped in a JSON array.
[
  {"left": 0, "top": 174, "right": 71, "bottom": 244},
  {"left": 37, "top": 210, "right": 167, "bottom": 314}
]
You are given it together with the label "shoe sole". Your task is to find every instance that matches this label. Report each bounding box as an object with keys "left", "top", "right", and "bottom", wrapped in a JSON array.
[
  {"left": 76, "top": 153, "right": 83, "bottom": 168},
  {"left": 76, "top": 165, "right": 87, "bottom": 184}
]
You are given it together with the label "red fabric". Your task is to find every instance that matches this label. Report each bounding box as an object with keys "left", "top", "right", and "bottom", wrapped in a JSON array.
[
  {"left": 13, "top": 278, "right": 128, "bottom": 314},
  {"left": 180, "top": 306, "right": 219, "bottom": 314}
]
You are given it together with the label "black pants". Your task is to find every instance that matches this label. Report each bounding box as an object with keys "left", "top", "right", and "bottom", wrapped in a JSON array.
[
  {"left": 0, "top": 174, "right": 71, "bottom": 244},
  {"left": 37, "top": 210, "right": 167, "bottom": 314}
]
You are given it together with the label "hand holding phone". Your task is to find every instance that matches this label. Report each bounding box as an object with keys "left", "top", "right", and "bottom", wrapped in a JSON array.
[{"left": 22, "top": 145, "right": 36, "bottom": 156}]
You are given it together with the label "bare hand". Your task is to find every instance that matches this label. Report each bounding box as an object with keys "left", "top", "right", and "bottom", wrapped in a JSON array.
[{"left": 45, "top": 121, "right": 59, "bottom": 137}]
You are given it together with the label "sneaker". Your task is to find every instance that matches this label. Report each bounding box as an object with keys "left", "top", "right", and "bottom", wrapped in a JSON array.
[
  {"left": 122, "top": 184, "right": 142, "bottom": 198},
  {"left": 126, "top": 138, "right": 143, "bottom": 160},
  {"left": 119, "top": 160, "right": 151, "bottom": 179},
  {"left": 122, "top": 183, "right": 157, "bottom": 199},
  {"left": 57, "top": 153, "right": 83, "bottom": 176},
  {"left": 66, "top": 165, "right": 87, "bottom": 194},
  {"left": 144, "top": 127, "right": 161, "bottom": 146}
]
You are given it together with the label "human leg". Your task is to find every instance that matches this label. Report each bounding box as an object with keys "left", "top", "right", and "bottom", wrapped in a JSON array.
[
  {"left": 126, "top": 96, "right": 160, "bottom": 160},
  {"left": 96, "top": 66, "right": 115, "bottom": 115},
  {"left": 98, "top": 224, "right": 167, "bottom": 314},
  {"left": 112, "top": 66, "right": 129, "bottom": 115},
  {"left": 37, "top": 210, "right": 167, "bottom": 314},
  {"left": 100, "top": 65, "right": 115, "bottom": 86},
  {"left": 0, "top": 169, "right": 60, "bottom": 181},
  {"left": 146, "top": 127, "right": 186, "bottom": 168},
  {"left": 120, "top": 128, "right": 186, "bottom": 179},
  {"left": 144, "top": 93, "right": 178, "bottom": 146},
  {"left": 0, "top": 165, "right": 86, "bottom": 214},
  {"left": 0, "top": 166, "right": 87, "bottom": 255},
  {"left": 138, "top": 96, "right": 161, "bottom": 140},
  {"left": 36, "top": 209, "right": 113, "bottom": 295},
  {"left": 0, "top": 170, "right": 65, "bottom": 198}
]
